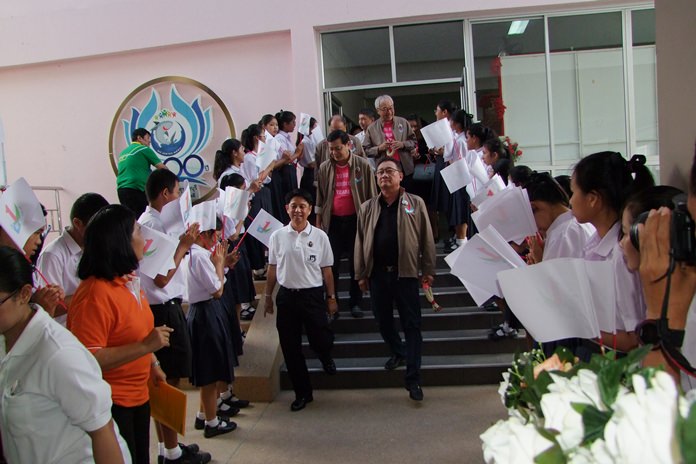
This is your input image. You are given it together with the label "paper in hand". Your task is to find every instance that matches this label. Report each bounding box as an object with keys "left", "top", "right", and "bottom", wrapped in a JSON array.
[
  {"left": 0, "top": 177, "right": 46, "bottom": 251},
  {"left": 420, "top": 118, "right": 452, "bottom": 149},
  {"left": 439, "top": 159, "right": 473, "bottom": 194}
]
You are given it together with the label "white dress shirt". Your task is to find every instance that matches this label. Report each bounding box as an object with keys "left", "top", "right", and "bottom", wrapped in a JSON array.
[
  {"left": 36, "top": 228, "right": 82, "bottom": 325},
  {"left": 217, "top": 164, "right": 244, "bottom": 188},
  {"left": 543, "top": 210, "right": 595, "bottom": 260},
  {"left": 0, "top": 306, "right": 131, "bottom": 464},
  {"left": 187, "top": 244, "right": 224, "bottom": 304},
  {"left": 276, "top": 130, "right": 295, "bottom": 161},
  {"left": 584, "top": 222, "right": 645, "bottom": 332},
  {"left": 138, "top": 206, "right": 187, "bottom": 304},
  {"left": 268, "top": 223, "right": 333, "bottom": 289}
]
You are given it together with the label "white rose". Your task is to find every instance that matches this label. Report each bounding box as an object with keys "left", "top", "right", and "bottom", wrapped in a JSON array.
[
  {"left": 603, "top": 372, "right": 681, "bottom": 464},
  {"left": 499, "top": 371, "right": 511, "bottom": 407},
  {"left": 481, "top": 416, "right": 554, "bottom": 464},
  {"left": 568, "top": 439, "right": 614, "bottom": 464}
]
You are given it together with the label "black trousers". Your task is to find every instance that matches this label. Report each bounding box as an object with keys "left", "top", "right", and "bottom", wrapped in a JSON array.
[
  {"left": 369, "top": 271, "right": 422, "bottom": 386},
  {"left": 112, "top": 401, "right": 150, "bottom": 464},
  {"left": 276, "top": 286, "right": 334, "bottom": 399},
  {"left": 117, "top": 187, "right": 148, "bottom": 218},
  {"left": 328, "top": 214, "right": 362, "bottom": 308}
]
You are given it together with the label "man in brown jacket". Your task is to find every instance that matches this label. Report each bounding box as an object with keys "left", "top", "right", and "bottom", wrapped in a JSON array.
[
  {"left": 354, "top": 158, "right": 436, "bottom": 401},
  {"left": 315, "top": 130, "right": 378, "bottom": 318},
  {"left": 361, "top": 95, "right": 418, "bottom": 192}
]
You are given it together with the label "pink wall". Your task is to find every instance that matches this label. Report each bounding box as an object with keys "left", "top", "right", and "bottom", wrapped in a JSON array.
[{"left": 0, "top": 31, "right": 292, "bottom": 213}]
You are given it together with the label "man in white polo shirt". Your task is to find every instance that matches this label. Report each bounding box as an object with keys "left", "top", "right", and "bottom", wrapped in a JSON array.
[
  {"left": 36, "top": 192, "right": 108, "bottom": 324},
  {"left": 264, "top": 188, "right": 337, "bottom": 412}
]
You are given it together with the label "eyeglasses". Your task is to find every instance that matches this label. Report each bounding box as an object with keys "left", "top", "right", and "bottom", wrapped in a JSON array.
[
  {"left": 378, "top": 107, "right": 394, "bottom": 113},
  {"left": 376, "top": 168, "right": 400, "bottom": 176},
  {"left": 0, "top": 289, "right": 19, "bottom": 307}
]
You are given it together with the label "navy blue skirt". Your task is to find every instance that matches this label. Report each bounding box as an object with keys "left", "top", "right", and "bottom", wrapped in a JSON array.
[
  {"left": 447, "top": 187, "right": 470, "bottom": 227},
  {"left": 187, "top": 299, "right": 236, "bottom": 386},
  {"left": 429, "top": 157, "right": 451, "bottom": 213}
]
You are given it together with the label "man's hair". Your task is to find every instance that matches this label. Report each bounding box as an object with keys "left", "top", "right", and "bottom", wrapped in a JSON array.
[
  {"left": 376, "top": 157, "right": 403, "bottom": 172},
  {"left": 284, "top": 188, "right": 314, "bottom": 206},
  {"left": 146, "top": 169, "right": 179, "bottom": 203},
  {"left": 78, "top": 205, "right": 139, "bottom": 280},
  {"left": 374, "top": 95, "right": 393, "bottom": 110},
  {"left": 358, "top": 108, "right": 377, "bottom": 120},
  {"left": 327, "top": 130, "right": 350, "bottom": 145},
  {"left": 330, "top": 114, "right": 347, "bottom": 125},
  {"left": 131, "top": 128, "right": 150, "bottom": 141},
  {"left": 70, "top": 193, "right": 109, "bottom": 222}
]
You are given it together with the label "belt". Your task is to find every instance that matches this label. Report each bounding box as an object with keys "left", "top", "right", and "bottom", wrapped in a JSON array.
[
  {"left": 280, "top": 285, "right": 323, "bottom": 293},
  {"left": 152, "top": 298, "right": 183, "bottom": 307}
]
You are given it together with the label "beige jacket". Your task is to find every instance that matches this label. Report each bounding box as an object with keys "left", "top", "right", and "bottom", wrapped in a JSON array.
[
  {"left": 315, "top": 134, "right": 365, "bottom": 168},
  {"left": 362, "top": 116, "right": 417, "bottom": 176},
  {"left": 354, "top": 189, "right": 435, "bottom": 280},
  {"left": 315, "top": 154, "right": 378, "bottom": 230}
]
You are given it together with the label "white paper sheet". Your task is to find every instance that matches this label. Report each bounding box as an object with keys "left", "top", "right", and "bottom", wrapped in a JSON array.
[
  {"left": 189, "top": 199, "right": 217, "bottom": 232},
  {"left": 298, "top": 113, "right": 312, "bottom": 136},
  {"left": 223, "top": 187, "right": 250, "bottom": 221},
  {"left": 0, "top": 177, "right": 46, "bottom": 250},
  {"left": 310, "top": 126, "right": 325, "bottom": 145},
  {"left": 139, "top": 225, "right": 179, "bottom": 279},
  {"left": 498, "top": 258, "right": 615, "bottom": 342},
  {"left": 248, "top": 208, "right": 283, "bottom": 247},
  {"left": 256, "top": 139, "right": 277, "bottom": 171},
  {"left": 420, "top": 118, "right": 452, "bottom": 149},
  {"left": 466, "top": 155, "right": 490, "bottom": 198},
  {"left": 471, "top": 174, "right": 506, "bottom": 208},
  {"left": 439, "top": 159, "right": 473, "bottom": 194},
  {"left": 471, "top": 187, "right": 537, "bottom": 244}
]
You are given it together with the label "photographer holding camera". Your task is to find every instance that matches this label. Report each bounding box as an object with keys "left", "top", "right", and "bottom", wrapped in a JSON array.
[{"left": 637, "top": 149, "right": 696, "bottom": 383}]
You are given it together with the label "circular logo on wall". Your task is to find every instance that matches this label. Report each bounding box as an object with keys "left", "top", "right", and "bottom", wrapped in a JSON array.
[{"left": 109, "top": 76, "right": 235, "bottom": 200}]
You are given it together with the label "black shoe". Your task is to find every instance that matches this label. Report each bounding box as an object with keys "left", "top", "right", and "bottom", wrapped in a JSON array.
[
  {"left": 350, "top": 305, "right": 364, "bottom": 318},
  {"left": 384, "top": 355, "right": 406, "bottom": 370},
  {"left": 240, "top": 306, "right": 256, "bottom": 321},
  {"left": 164, "top": 449, "right": 212, "bottom": 464},
  {"left": 488, "top": 324, "right": 518, "bottom": 341},
  {"left": 178, "top": 443, "right": 200, "bottom": 455},
  {"left": 407, "top": 384, "right": 424, "bottom": 401},
  {"left": 321, "top": 358, "right": 337, "bottom": 375},
  {"left": 215, "top": 405, "right": 240, "bottom": 418},
  {"left": 223, "top": 396, "right": 250, "bottom": 409},
  {"left": 194, "top": 417, "right": 205, "bottom": 430},
  {"left": 290, "top": 395, "right": 313, "bottom": 411},
  {"left": 203, "top": 419, "right": 237, "bottom": 438}
]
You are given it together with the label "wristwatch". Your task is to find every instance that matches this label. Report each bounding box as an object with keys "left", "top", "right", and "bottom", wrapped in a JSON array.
[{"left": 636, "top": 319, "right": 685, "bottom": 350}]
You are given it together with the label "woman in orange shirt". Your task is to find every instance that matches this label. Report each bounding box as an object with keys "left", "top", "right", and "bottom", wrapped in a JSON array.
[{"left": 68, "top": 205, "right": 172, "bottom": 464}]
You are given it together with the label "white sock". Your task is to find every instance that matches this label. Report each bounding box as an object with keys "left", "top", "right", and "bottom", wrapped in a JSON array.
[
  {"left": 456, "top": 238, "right": 467, "bottom": 246},
  {"left": 205, "top": 417, "right": 219, "bottom": 428},
  {"left": 218, "top": 403, "right": 232, "bottom": 412},
  {"left": 241, "top": 302, "right": 251, "bottom": 310},
  {"left": 158, "top": 442, "right": 165, "bottom": 456},
  {"left": 220, "top": 390, "right": 232, "bottom": 401},
  {"left": 165, "top": 446, "right": 183, "bottom": 460},
  {"left": 196, "top": 411, "right": 206, "bottom": 420}
]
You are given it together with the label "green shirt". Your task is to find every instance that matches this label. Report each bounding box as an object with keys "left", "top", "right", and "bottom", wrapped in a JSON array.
[{"left": 116, "top": 142, "right": 162, "bottom": 191}]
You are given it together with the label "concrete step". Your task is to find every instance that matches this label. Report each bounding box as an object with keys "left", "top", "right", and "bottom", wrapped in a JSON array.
[
  {"left": 330, "top": 306, "right": 504, "bottom": 333},
  {"left": 301, "top": 328, "right": 528, "bottom": 359},
  {"left": 335, "top": 268, "right": 462, "bottom": 291},
  {"left": 336, "top": 286, "right": 476, "bottom": 308},
  {"left": 280, "top": 353, "right": 513, "bottom": 389}
]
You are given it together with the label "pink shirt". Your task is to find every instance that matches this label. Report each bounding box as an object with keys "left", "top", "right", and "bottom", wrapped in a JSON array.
[
  {"left": 383, "top": 121, "right": 400, "bottom": 161},
  {"left": 332, "top": 163, "right": 355, "bottom": 216},
  {"left": 584, "top": 222, "right": 645, "bottom": 332}
]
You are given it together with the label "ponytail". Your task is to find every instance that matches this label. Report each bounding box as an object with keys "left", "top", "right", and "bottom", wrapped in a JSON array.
[{"left": 213, "top": 138, "right": 242, "bottom": 181}]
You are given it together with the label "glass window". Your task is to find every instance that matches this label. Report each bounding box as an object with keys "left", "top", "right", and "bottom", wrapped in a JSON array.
[
  {"left": 632, "top": 9, "right": 655, "bottom": 46},
  {"left": 548, "top": 12, "right": 622, "bottom": 52},
  {"left": 322, "top": 28, "right": 391, "bottom": 88},
  {"left": 393, "top": 21, "right": 465, "bottom": 82},
  {"left": 472, "top": 19, "right": 550, "bottom": 164}
]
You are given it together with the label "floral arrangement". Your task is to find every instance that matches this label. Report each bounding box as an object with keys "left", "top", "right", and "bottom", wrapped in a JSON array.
[
  {"left": 501, "top": 136, "right": 523, "bottom": 162},
  {"left": 481, "top": 346, "right": 696, "bottom": 463}
]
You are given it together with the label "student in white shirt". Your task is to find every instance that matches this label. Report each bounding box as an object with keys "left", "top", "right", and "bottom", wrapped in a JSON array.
[
  {"left": 355, "top": 108, "right": 376, "bottom": 145},
  {"left": 186, "top": 220, "right": 238, "bottom": 438},
  {"left": 138, "top": 170, "right": 212, "bottom": 464},
  {"left": 0, "top": 246, "right": 130, "bottom": 464},
  {"left": 571, "top": 151, "right": 654, "bottom": 352},
  {"left": 36, "top": 193, "right": 108, "bottom": 324},
  {"left": 270, "top": 111, "right": 304, "bottom": 224},
  {"left": 428, "top": 101, "right": 456, "bottom": 250},
  {"left": 213, "top": 138, "right": 263, "bottom": 193}
]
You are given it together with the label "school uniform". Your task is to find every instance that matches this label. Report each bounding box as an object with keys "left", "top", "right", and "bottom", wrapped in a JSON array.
[
  {"left": 242, "top": 150, "right": 273, "bottom": 271},
  {"left": 138, "top": 207, "right": 193, "bottom": 379},
  {"left": 186, "top": 244, "right": 236, "bottom": 387},
  {"left": 447, "top": 133, "right": 471, "bottom": 227},
  {"left": 543, "top": 211, "right": 595, "bottom": 260},
  {"left": 268, "top": 223, "right": 334, "bottom": 400},
  {"left": 428, "top": 129, "right": 454, "bottom": 213},
  {"left": 36, "top": 228, "right": 82, "bottom": 325},
  {"left": 271, "top": 130, "right": 299, "bottom": 223}
]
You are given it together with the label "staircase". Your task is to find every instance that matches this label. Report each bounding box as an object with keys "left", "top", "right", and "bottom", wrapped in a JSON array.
[{"left": 279, "top": 245, "right": 529, "bottom": 390}]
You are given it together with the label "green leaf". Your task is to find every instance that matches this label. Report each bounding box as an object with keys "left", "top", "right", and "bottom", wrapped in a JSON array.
[
  {"left": 534, "top": 444, "right": 567, "bottom": 464},
  {"left": 578, "top": 404, "right": 612, "bottom": 444},
  {"left": 598, "top": 360, "right": 622, "bottom": 406},
  {"left": 553, "top": 346, "right": 575, "bottom": 364},
  {"left": 680, "top": 402, "right": 696, "bottom": 464}
]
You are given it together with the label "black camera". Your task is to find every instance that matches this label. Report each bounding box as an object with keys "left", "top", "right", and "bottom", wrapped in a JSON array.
[{"left": 629, "top": 194, "right": 696, "bottom": 265}]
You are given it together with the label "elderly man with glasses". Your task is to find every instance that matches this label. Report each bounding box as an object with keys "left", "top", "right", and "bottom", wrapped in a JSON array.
[
  {"left": 354, "top": 158, "right": 436, "bottom": 401},
  {"left": 362, "top": 95, "right": 418, "bottom": 192}
]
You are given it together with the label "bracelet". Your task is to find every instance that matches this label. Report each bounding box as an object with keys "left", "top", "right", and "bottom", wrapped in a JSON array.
[{"left": 151, "top": 360, "right": 160, "bottom": 367}]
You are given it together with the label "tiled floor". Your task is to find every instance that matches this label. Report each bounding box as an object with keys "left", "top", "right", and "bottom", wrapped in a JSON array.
[{"left": 149, "top": 385, "right": 506, "bottom": 464}]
